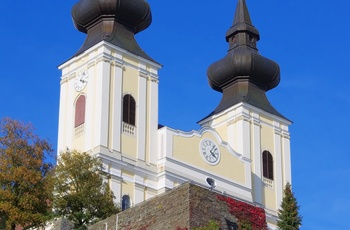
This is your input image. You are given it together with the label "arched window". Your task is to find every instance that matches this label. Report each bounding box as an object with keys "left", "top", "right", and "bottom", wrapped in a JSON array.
[
  {"left": 262, "top": 151, "right": 274, "bottom": 180},
  {"left": 75, "top": 95, "right": 86, "bottom": 128},
  {"left": 122, "top": 195, "right": 131, "bottom": 211},
  {"left": 123, "top": 94, "right": 136, "bottom": 126}
]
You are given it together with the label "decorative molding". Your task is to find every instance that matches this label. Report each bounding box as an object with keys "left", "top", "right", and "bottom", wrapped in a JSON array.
[
  {"left": 263, "top": 177, "right": 274, "bottom": 189},
  {"left": 87, "top": 60, "right": 95, "bottom": 69},
  {"left": 74, "top": 124, "right": 85, "bottom": 138},
  {"left": 139, "top": 72, "right": 148, "bottom": 79},
  {"left": 59, "top": 41, "right": 161, "bottom": 69},
  {"left": 138, "top": 62, "right": 148, "bottom": 76},
  {"left": 163, "top": 126, "right": 247, "bottom": 161},
  {"left": 149, "top": 77, "right": 159, "bottom": 83},
  {"left": 251, "top": 112, "right": 261, "bottom": 126},
  {"left": 200, "top": 102, "right": 291, "bottom": 127},
  {"left": 96, "top": 55, "right": 112, "bottom": 65},
  {"left": 112, "top": 59, "right": 125, "bottom": 69},
  {"left": 281, "top": 129, "right": 291, "bottom": 139},
  {"left": 123, "top": 122, "right": 136, "bottom": 136}
]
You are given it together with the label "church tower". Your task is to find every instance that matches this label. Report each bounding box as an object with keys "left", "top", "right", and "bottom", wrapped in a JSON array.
[
  {"left": 199, "top": 0, "right": 292, "bottom": 218},
  {"left": 57, "top": 0, "right": 162, "bottom": 207}
]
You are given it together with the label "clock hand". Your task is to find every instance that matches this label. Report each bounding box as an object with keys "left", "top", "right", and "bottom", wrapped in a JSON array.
[{"left": 210, "top": 146, "right": 216, "bottom": 157}]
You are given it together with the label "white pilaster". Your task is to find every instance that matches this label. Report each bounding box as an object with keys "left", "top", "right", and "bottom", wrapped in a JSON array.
[
  {"left": 135, "top": 184, "right": 145, "bottom": 204},
  {"left": 66, "top": 77, "right": 75, "bottom": 149},
  {"left": 137, "top": 66, "right": 147, "bottom": 161},
  {"left": 273, "top": 121, "right": 283, "bottom": 209},
  {"left": 252, "top": 112, "right": 262, "bottom": 204},
  {"left": 281, "top": 124, "right": 292, "bottom": 184},
  {"left": 85, "top": 65, "right": 93, "bottom": 151},
  {"left": 233, "top": 106, "right": 251, "bottom": 159},
  {"left": 93, "top": 56, "right": 111, "bottom": 148},
  {"left": 57, "top": 79, "right": 68, "bottom": 153},
  {"left": 110, "top": 177, "right": 122, "bottom": 204},
  {"left": 110, "top": 54, "right": 123, "bottom": 152},
  {"left": 148, "top": 72, "right": 159, "bottom": 164}
]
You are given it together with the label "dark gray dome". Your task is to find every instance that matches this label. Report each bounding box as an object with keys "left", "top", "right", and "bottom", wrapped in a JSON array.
[
  {"left": 69, "top": 0, "right": 157, "bottom": 63},
  {"left": 207, "top": 0, "right": 280, "bottom": 93},
  {"left": 72, "top": 0, "right": 152, "bottom": 34}
]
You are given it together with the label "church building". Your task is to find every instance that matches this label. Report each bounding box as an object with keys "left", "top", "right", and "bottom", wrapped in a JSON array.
[{"left": 56, "top": 0, "right": 292, "bottom": 229}]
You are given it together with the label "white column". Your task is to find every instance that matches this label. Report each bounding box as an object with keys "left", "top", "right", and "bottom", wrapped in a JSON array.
[
  {"left": 282, "top": 124, "right": 292, "bottom": 184},
  {"left": 110, "top": 55, "right": 123, "bottom": 152},
  {"left": 137, "top": 65, "right": 147, "bottom": 161},
  {"left": 110, "top": 177, "right": 122, "bottom": 204},
  {"left": 110, "top": 165, "right": 122, "bottom": 203},
  {"left": 227, "top": 110, "right": 236, "bottom": 154},
  {"left": 148, "top": 74, "right": 159, "bottom": 164},
  {"left": 134, "top": 174, "right": 145, "bottom": 204},
  {"left": 85, "top": 64, "right": 94, "bottom": 151},
  {"left": 252, "top": 112, "right": 262, "bottom": 204},
  {"left": 93, "top": 56, "right": 111, "bottom": 148},
  {"left": 232, "top": 106, "right": 251, "bottom": 159},
  {"left": 274, "top": 121, "right": 283, "bottom": 209},
  {"left": 66, "top": 76, "right": 75, "bottom": 149},
  {"left": 57, "top": 77, "right": 68, "bottom": 154}
]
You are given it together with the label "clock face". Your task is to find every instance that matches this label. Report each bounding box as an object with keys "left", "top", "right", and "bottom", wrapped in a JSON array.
[
  {"left": 74, "top": 70, "right": 88, "bottom": 92},
  {"left": 200, "top": 139, "right": 220, "bottom": 165}
]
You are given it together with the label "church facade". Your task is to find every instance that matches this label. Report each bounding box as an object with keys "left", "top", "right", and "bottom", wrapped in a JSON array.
[{"left": 56, "top": 0, "right": 292, "bottom": 229}]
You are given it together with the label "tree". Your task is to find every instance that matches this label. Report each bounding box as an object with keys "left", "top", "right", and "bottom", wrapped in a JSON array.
[
  {"left": 0, "top": 118, "right": 54, "bottom": 229},
  {"left": 53, "top": 150, "right": 120, "bottom": 229},
  {"left": 277, "top": 182, "right": 302, "bottom": 230}
]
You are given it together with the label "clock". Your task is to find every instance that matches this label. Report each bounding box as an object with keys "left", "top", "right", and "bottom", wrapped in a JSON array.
[
  {"left": 74, "top": 70, "right": 88, "bottom": 91},
  {"left": 200, "top": 139, "right": 220, "bottom": 165}
]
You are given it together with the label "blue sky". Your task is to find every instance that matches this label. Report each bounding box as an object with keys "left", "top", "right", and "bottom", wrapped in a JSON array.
[{"left": 1, "top": 0, "right": 349, "bottom": 229}]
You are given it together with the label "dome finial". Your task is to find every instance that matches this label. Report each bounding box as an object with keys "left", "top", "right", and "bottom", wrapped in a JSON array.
[
  {"left": 234, "top": 0, "right": 253, "bottom": 26},
  {"left": 226, "top": 0, "right": 259, "bottom": 46}
]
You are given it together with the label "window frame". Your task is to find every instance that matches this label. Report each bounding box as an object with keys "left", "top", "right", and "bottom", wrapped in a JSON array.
[
  {"left": 262, "top": 150, "right": 274, "bottom": 180},
  {"left": 122, "top": 195, "right": 131, "bottom": 211},
  {"left": 74, "top": 94, "right": 86, "bottom": 128},
  {"left": 122, "top": 94, "right": 136, "bottom": 126}
]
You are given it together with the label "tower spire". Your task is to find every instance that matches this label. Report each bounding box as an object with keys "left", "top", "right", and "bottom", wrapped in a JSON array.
[
  {"left": 203, "top": 0, "right": 285, "bottom": 120},
  {"left": 234, "top": 0, "right": 252, "bottom": 24},
  {"left": 226, "top": 0, "right": 259, "bottom": 44}
]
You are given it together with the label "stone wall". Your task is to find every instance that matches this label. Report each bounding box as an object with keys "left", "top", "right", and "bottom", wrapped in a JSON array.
[
  {"left": 189, "top": 186, "right": 238, "bottom": 229},
  {"left": 88, "top": 182, "right": 240, "bottom": 230},
  {"left": 42, "top": 218, "right": 74, "bottom": 230}
]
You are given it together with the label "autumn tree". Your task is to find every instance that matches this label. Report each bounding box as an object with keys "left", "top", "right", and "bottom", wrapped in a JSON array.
[
  {"left": 277, "top": 182, "right": 302, "bottom": 230},
  {"left": 53, "top": 150, "right": 120, "bottom": 229},
  {"left": 0, "top": 118, "right": 54, "bottom": 229}
]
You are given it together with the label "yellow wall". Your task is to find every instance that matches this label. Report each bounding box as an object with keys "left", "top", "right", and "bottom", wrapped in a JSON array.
[
  {"left": 263, "top": 186, "right": 276, "bottom": 209},
  {"left": 123, "top": 66, "right": 139, "bottom": 97},
  {"left": 172, "top": 132, "right": 245, "bottom": 184},
  {"left": 260, "top": 118, "right": 274, "bottom": 153},
  {"left": 121, "top": 134, "right": 137, "bottom": 159}
]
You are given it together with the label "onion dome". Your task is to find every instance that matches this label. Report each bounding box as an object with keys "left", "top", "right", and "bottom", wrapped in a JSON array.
[
  {"left": 204, "top": 0, "right": 286, "bottom": 120},
  {"left": 70, "top": 0, "right": 156, "bottom": 62}
]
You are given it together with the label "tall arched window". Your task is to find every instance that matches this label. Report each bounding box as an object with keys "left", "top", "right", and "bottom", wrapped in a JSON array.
[
  {"left": 262, "top": 151, "right": 274, "bottom": 180},
  {"left": 75, "top": 95, "right": 86, "bottom": 128},
  {"left": 123, "top": 94, "right": 136, "bottom": 126},
  {"left": 122, "top": 195, "right": 130, "bottom": 211}
]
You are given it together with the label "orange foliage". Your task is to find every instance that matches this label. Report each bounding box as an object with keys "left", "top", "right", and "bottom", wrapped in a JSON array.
[{"left": 0, "top": 118, "right": 54, "bottom": 229}]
